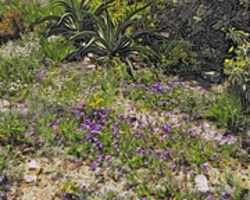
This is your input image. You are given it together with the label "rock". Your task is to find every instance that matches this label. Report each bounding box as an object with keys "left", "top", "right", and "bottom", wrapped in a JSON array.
[
  {"left": 27, "top": 160, "right": 40, "bottom": 170},
  {"left": 0, "top": 99, "right": 10, "bottom": 108},
  {"left": 0, "top": 192, "right": 7, "bottom": 200},
  {"left": 23, "top": 175, "right": 37, "bottom": 183},
  {"left": 87, "top": 53, "right": 94, "bottom": 58},
  {"left": 83, "top": 57, "right": 91, "bottom": 64},
  {"left": 201, "top": 71, "right": 222, "bottom": 83},
  {"left": 194, "top": 174, "right": 210, "bottom": 193},
  {"left": 86, "top": 64, "right": 96, "bottom": 69}
]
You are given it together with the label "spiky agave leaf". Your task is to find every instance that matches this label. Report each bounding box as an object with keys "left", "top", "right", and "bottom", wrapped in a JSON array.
[
  {"left": 63, "top": 4, "right": 159, "bottom": 63},
  {"left": 33, "top": 0, "right": 114, "bottom": 38}
]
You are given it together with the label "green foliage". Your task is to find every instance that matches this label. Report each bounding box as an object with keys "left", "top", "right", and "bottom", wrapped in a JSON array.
[
  {"left": 0, "top": 153, "right": 6, "bottom": 173},
  {"left": 0, "top": 56, "right": 40, "bottom": 99},
  {"left": 158, "top": 40, "right": 197, "bottom": 74},
  {"left": 59, "top": 117, "right": 81, "bottom": 143},
  {"left": 224, "top": 41, "right": 250, "bottom": 76},
  {"left": 179, "top": 90, "right": 210, "bottom": 118},
  {"left": 183, "top": 139, "right": 214, "bottom": 165},
  {"left": 35, "top": 0, "right": 114, "bottom": 38},
  {"left": 153, "top": 0, "right": 250, "bottom": 72},
  {"left": 85, "top": 64, "right": 130, "bottom": 107},
  {"left": 64, "top": 3, "right": 158, "bottom": 77},
  {"left": 35, "top": 113, "right": 57, "bottom": 144},
  {"left": 230, "top": 65, "right": 250, "bottom": 111},
  {"left": 0, "top": 2, "right": 4, "bottom": 13},
  {"left": 134, "top": 68, "right": 157, "bottom": 84},
  {"left": 224, "top": 39, "right": 250, "bottom": 111},
  {"left": 207, "top": 92, "right": 245, "bottom": 131},
  {"left": 40, "top": 35, "right": 75, "bottom": 62},
  {"left": 0, "top": 112, "right": 28, "bottom": 145},
  {"left": 37, "top": 0, "right": 161, "bottom": 77},
  {"left": 3, "top": 0, "right": 58, "bottom": 26}
]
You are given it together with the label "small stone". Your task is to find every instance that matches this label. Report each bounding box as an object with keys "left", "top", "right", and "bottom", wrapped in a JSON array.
[
  {"left": 24, "top": 175, "right": 37, "bottom": 183},
  {"left": 201, "top": 71, "right": 222, "bottom": 83},
  {"left": 195, "top": 174, "right": 210, "bottom": 193},
  {"left": 86, "top": 64, "right": 96, "bottom": 69},
  {"left": 83, "top": 57, "right": 91, "bottom": 63},
  {"left": 87, "top": 53, "right": 94, "bottom": 58},
  {"left": 0, "top": 192, "right": 7, "bottom": 200},
  {"left": 0, "top": 99, "right": 10, "bottom": 108},
  {"left": 27, "top": 160, "right": 40, "bottom": 170}
]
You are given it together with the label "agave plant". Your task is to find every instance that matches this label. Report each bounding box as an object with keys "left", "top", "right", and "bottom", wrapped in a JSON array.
[
  {"left": 34, "top": 0, "right": 114, "bottom": 40},
  {"left": 63, "top": 3, "right": 161, "bottom": 76}
]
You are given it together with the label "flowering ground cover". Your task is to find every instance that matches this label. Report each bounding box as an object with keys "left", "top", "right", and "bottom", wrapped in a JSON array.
[{"left": 0, "top": 1, "right": 249, "bottom": 200}]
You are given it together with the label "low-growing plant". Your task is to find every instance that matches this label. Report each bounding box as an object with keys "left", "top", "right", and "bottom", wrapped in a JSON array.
[
  {"left": 35, "top": 113, "right": 58, "bottom": 144},
  {"left": 224, "top": 36, "right": 250, "bottom": 111},
  {"left": 179, "top": 91, "right": 210, "bottom": 119},
  {"left": 230, "top": 65, "right": 250, "bottom": 111},
  {"left": 133, "top": 68, "right": 158, "bottom": 84},
  {"left": 59, "top": 117, "right": 81, "bottom": 143},
  {"left": 0, "top": 56, "right": 39, "bottom": 99},
  {"left": 0, "top": 153, "right": 6, "bottom": 173},
  {"left": 207, "top": 92, "right": 245, "bottom": 131},
  {"left": 0, "top": 112, "right": 28, "bottom": 145},
  {"left": 157, "top": 39, "right": 198, "bottom": 74},
  {"left": 40, "top": 35, "right": 75, "bottom": 62}
]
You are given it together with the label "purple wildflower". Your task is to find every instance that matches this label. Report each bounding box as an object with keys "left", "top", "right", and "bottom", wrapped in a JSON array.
[
  {"left": 201, "top": 162, "right": 209, "bottom": 172},
  {"left": 167, "top": 80, "right": 175, "bottom": 89},
  {"left": 80, "top": 118, "right": 102, "bottom": 134},
  {"left": 163, "top": 124, "right": 172, "bottom": 134},
  {"left": 221, "top": 192, "right": 231, "bottom": 200},
  {"left": 137, "top": 147, "right": 147, "bottom": 156},
  {"left": 155, "top": 149, "right": 171, "bottom": 160},
  {"left": 187, "top": 128, "right": 197, "bottom": 137},
  {"left": 95, "top": 141, "right": 104, "bottom": 150},
  {"left": 152, "top": 82, "right": 164, "bottom": 93},
  {"left": 170, "top": 162, "right": 177, "bottom": 171},
  {"left": 90, "top": 161, "right": 98, "bottom": 171},
  {"left": 105, "top": 155, "right": 112, "bottom": 162},
  {"left": 220, "top": 133, "right": 236, "bottom": 145},
  {"left": 207, "top": 194, "right": 215, "bottom": 200}
]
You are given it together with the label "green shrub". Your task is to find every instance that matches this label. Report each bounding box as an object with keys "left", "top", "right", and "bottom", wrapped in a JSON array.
[
  {"left": 224, "top": 41, "right": 250, "bottom": 111},
  {"left": 207, "top": 92, "right": 245, "bottom": 131},
  {"left": 224, "top": 40, "right": 250, "bottom": 76},
  {"left": 158, "top": 40, "right": 198, "bottom": 74},
  {"left": 229, "top": 65, "right": 250, "bottom": 112},
  {"left": 40, "top": 35, "right": 74, "bottom": 62}
]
